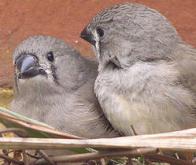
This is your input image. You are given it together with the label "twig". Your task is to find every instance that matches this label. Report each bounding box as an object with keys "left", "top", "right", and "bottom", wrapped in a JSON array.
[
  {"left": 130, "top": 125, "right": 137, "bottom": 136},
  {"left": 2, "top": 149, "right": 9, "bottom": 155},
  {"left": 0, "top": 153, "right": 24, "bottom": 165},
  {"left": 100, "top": 158, "right": 106, "bottom": 165},
  {"left": 22, "top": 150, "right": 29, "bottom": 165},
  {"left": 146, "top": 154, "right": 194, "bottom": 165},
  {"left": 37, "top": 150, "right": 55, "bottom": 165},
  {"left": 192, "top": 157, "right": 196, "bottom": 164},
  {"left": 34, "top": 148, "right": 157, "bottom": 164},
  {"left": 25, "top": 152, "right": 42, "bottom": 159},
  {"left": 2, "top": 149, "right": 10, "bottom": 165},
  {"left": 126, "top": 157, "right": 133, "bottom": 165}
]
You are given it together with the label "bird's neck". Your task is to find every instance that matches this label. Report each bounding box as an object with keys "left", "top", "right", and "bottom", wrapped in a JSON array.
[{"left": 60, "top": 56, "right": 98, "bottom": 91}]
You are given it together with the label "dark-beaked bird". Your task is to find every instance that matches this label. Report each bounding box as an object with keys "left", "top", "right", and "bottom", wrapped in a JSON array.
[
  {"left": 80, "top": 3, "right": 196, "bottom": 135},
  {"left": 11, "top": 35, "right": 119, "bottom": 138}
]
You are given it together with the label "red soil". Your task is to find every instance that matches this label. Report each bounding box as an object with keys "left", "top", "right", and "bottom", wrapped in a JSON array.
[{"left": 0, "top": 0, "right": 195, "bottom": 87}]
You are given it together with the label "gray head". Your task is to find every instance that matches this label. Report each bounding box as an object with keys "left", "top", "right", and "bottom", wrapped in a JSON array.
[
  {"left": 81, "top": 3, "right": 182, "bottom": 70},
  {"left": 13, "top": 35, "right": 90, "bottom": 94}
]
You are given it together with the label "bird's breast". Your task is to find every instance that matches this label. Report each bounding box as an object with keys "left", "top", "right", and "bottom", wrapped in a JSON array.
[{"left": 95, "top": 62, "right": 196, "bottom": 135}]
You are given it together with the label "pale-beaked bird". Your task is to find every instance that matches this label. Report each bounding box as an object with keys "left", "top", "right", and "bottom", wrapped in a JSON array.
[
  {"left": 11, "top": 35, "right": 119, "bottom": 138},
  {"left": 80, "top": 3, "right": 196, "bottom": 135}
]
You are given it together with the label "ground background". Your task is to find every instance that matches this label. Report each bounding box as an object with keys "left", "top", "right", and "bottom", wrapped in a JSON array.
[{"left": 0, "top": 0, "right": 195, "bottom": 104}]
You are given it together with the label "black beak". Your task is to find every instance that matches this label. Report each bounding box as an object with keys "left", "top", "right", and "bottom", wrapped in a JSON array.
[
  {"left": 80, "top": 26, "right": 95, "bottom": 45},
  {"left": 15, "top": 54, "right": 46, "bottom": 79}
]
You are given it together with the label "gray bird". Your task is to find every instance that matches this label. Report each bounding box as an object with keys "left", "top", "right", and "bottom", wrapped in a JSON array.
[
  {"left": 11, "top": 35, "right": 119, "bottom": 138},
  {"left": 80, "top": 3, "right": 196, "bottom": 135}
]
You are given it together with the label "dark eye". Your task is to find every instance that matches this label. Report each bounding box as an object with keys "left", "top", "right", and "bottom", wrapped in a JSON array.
[
  {"left": 46, "top": 51, "right": 54, "bottom": 62},
  {"left": 96, "top": 27, "right": 104, "bottom": 37}
]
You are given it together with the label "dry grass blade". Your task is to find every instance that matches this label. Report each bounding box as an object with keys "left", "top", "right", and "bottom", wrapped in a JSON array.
[
  {"left": 0, "top": 128, "right": 195, "bottom": 151},
  {"left": 0, "top": 107, "right": 81, "bottom": 139},
  {"left": 0, "top": 128, "right": 28, "bottom": 137},
  {"left": 34, "top": 148, "right": 157, "bottom": 164}
]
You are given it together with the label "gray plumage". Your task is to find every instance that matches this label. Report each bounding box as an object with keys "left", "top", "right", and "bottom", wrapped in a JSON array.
[
  {"left": 80, "top": 3, "right": 196, "bottom": 135},
  {"left": 11, "top": 35, "right": 119, "bottom": 138}
]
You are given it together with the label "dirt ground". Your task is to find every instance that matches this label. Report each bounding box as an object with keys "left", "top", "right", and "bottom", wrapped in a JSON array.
[{"left": 0, "top": 0, "right": 196, "bottom": 88}]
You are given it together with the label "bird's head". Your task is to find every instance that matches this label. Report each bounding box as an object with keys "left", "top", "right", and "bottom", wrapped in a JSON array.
[
  {"left": 81, "top": 3, "right": 181, "bottom": 70},
  {"left": 13, "top": 35, "right": 88, "bottom": 93}
]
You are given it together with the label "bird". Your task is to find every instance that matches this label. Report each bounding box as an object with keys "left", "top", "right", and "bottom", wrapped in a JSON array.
[
  {"left": 80, "top": 3, "right": 196, "bottom": 136},
  {"left": 11, "top": 35, "right": 119, "bottom": 138}
]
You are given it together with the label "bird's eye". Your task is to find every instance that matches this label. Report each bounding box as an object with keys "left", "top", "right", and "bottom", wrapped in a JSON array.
[
  {"left": 46, "top": 51, "right": 54, "bottom": 62},
  {"left": 96, "top": 27, "right": 104, "bottom": 37}
]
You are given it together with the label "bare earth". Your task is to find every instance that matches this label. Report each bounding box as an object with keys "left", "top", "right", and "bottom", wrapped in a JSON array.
[{"left": 0, "top": 0, "right": 196, "bottom": 88}]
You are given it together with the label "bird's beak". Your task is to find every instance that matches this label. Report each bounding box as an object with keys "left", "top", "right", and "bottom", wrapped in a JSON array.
[
  {"left": 80, "top": 26, "right": 96, "bottom": 45},
  {"left": 15, "top": 54, "right": 45, "bottom": 79}
]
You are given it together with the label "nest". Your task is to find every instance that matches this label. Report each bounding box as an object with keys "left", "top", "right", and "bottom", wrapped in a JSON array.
[{"left": 0, "top": 107, "right": 195, "bottom": 165}]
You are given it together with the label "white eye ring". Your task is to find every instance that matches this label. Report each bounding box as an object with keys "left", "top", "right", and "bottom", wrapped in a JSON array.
[{"left": 93, "top": 30, "right": 101, "bottom": 59}]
